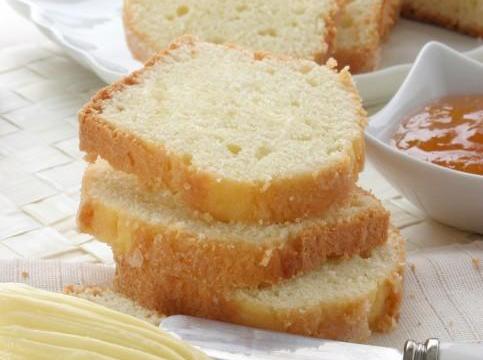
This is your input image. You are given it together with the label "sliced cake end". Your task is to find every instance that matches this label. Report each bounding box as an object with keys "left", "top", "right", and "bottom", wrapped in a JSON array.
[{"left": 334, "top": 0, "right": 402, "bottom": 73}]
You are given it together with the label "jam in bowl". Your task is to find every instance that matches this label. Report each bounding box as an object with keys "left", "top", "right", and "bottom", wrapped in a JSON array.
[
  {"left": 392, "top": 95, "right": 483, "bottom": 176},
  {"left": 365, "top": 42, "right": 483, "bottom": 234}
]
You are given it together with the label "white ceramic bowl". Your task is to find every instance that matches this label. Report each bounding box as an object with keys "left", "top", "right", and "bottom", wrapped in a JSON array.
[{"left": 366, "top": 42, "right": 483, "bottom": 234}]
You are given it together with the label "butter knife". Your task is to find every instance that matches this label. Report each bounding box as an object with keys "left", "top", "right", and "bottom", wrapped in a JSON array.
[{"left": 160, "top": 315, "right": 483, "bottom": 360}]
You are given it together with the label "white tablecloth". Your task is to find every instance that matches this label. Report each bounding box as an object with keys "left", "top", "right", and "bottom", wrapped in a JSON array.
[{"left": 1, "top": 240, "right": 482, "bottom": 350}]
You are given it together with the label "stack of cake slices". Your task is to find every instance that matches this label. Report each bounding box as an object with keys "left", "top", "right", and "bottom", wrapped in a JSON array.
[{"left": 77, "top": 36, "right": 405, "bottom": 342}]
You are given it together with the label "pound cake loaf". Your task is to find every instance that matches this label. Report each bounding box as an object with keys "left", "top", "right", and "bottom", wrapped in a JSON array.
[
  {"left": 78, "top": 160, "right": 389, "bottom": 291},
  {"left": 79, "top": 36, "right": 366, "bottom": 223},
  {"left": 402, "top": 0, "right": 483, "bottom": 37},
  {"left": 334, "top": 0, "right": 402, "bottom": 73},
  {"left": 113, "top": 227, "right": 405, "bottom": 342},
  {"left": 123, "top": 0, "right": 344, "bottom": 63}
]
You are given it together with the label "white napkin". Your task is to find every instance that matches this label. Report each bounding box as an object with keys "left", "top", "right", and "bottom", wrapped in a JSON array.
[
  {"left": 1, "top": 241, "right": 482, "bottom": 350},
  {"left": 371, "top": 240, "right": 483, "bottom": 347}
]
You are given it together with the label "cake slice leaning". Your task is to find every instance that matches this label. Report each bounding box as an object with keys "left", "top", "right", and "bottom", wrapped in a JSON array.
[
  {"left": 334, "top": 0, "right": 402, "bottom": 73},
  {"left": 79, "top": 36, "right": 366, "bottom": 224},
  {"left": 78, "top": 160, "right": 389, "bottom": 292}
]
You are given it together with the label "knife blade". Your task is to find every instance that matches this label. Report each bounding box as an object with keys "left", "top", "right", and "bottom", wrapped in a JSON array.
[{"left": 160, "top": 315, "right": 402, "bottom": 360}]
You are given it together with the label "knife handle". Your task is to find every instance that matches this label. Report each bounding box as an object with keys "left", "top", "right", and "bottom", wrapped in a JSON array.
[
  {"left": 404, "top": 339, "right": 483, "bottom": 360},
  {"left": 440, "top": 342, "right": 483, "bottom": 360}
]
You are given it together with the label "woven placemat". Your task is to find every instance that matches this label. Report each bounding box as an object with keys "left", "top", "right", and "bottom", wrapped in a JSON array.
[{"left": 0, "top": 43, "right": 481, "bottom": 264}]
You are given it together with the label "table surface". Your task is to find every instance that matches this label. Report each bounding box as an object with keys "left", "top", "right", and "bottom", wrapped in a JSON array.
[{"left": 0, "top": 1, "right": 481, "bottom": 265}]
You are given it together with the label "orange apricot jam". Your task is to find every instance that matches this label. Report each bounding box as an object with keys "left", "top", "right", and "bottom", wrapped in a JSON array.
[{"left": 392, "top": 95, "right": 483, "bottom": 176}]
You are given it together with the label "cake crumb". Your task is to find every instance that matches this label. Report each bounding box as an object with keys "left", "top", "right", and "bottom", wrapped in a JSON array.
[
  {"left": 21, "top": 271, "right": 29, "bottom": 279},
  {"left": 84, "top": 152, "right": 98, "bottom": 162},
  {"left": 409, "top": 263, "right": 416, "bottom": 273},
  {"left": 86, "top": 286, "right": 103, "bottom": 296},
  {"left": 261, "top": 181, "right": 271, "bottom": 192},
  {"left": 64, "top": 284, "right": 75, "bottom": 294},
  {"left": 259, "top": 249, "right": 273, "bottom": 267},
  {"left": 325, "top": 58, "right": 338, "bottom": 69},
  {"left": 200, "top": 212, "right": 213, "bottom": 223},
  {"left": 64, "top": 284, "right": 103, "bottom": 296},
  {"left": 127, "top": 248, "right": 144, "bottom": 268},
  {"left": 472, "top": 257, "right": 480, "bottom": 270}
]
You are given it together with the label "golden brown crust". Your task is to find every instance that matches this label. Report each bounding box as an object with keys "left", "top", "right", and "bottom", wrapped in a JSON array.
[
  {"left": 334, "top": 47, "right": 381, "bottom": 74},
  {"left": 378, "top": 0, "right": 403, "bottom": 40},
  {"left": 369, "top": 229, "right": 405, "bottom": 332},
  {"left": 79, "top": 36, "right": 366, "bottom": 224},
  {"left": 317, "top": 0, "right": 348, "bottom": 64},
  {"left": 401, "top": 4, "right": 483, "bottom": 37},
  {"left": 111, "top": 230, "right": 405, "bottom": 342},
  {"left": 78, "top": 182, "right": 390, "bottom": 291},
  {"left": 334, "top": 0, "right": 402, "bottom": 73}
]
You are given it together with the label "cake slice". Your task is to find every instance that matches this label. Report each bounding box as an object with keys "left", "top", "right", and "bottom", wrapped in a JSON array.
[
  {"left": 79, "top": 36, "right": 366, "bottom": 224},
  {"left": 123, "top": 0, "right": 344, "bottom": 63},
  {"left": 78, "top": 160, "right": 389, "bottom": 291},
  {"left": 402, "top": 0, "right": 483, "bottom": 37},
  {"left": 113, "top": 228, "right": 405, "bottom": 342},
  {"left": 334, "top": 0, "right": 402, "bottom": 73}
]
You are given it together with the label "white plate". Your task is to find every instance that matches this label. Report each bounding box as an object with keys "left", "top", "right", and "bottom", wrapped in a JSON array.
[{"left": 8, "top": 0, "right": 483, "bottom": 106}]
